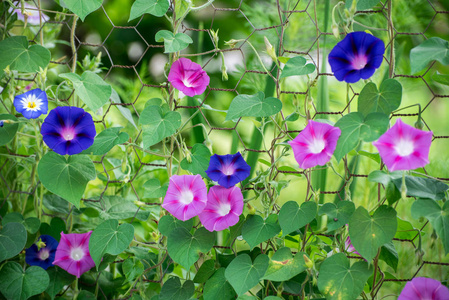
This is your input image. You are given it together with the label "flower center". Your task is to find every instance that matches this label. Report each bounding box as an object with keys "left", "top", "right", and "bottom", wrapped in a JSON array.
[
  {"left": 38, "top": 249, "right": 50, "bottom": 261},
  {"left": 21, "top": 94, "right": 41, "bottom": 111},
  {"left": 182, "top": 78, "right": 194, "bottom": 88},
  {"left": 179, "top": 190, "right": 194, "bottom": 205},
  {"left": 217, "top": 203, "right": 231, "bottom": 216},
  {"left": 27, "top": 102, "right": 36, "bottom": 109},
  {"left": 352, "top": 55, "right": 368, "bottom": 70},
  {"left": 222, "top": 164, "right": 235, "bottom": 176},
  {"left": 395, "top": 139, "right": 414, "bottom": 157},
  {"left": 70, "top": 247, "right": 84, "bottom": 261},
  {"left": 309, "top": 138, "right": 326, "bottom": 154},
  {"left": 61, "top": 128, "right": 76, "bottom": 141}
]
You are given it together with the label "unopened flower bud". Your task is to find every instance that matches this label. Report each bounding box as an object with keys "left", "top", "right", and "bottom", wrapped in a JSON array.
[
  {"left": 151, "top": 231, "right": 160, "bottom": 240},
  {"left": 225, "top": 39, "right": 239, "bottom": 48},
  {"left": 134, "top": 200, "right": 146, "bottom": 207},
  {"left": 247, "top": 203, "right": 256, "bottom": 215},
  {"left": 303, "top": 254, "right": 313, "bottom": 269},
  {"left": 332, "top": 24, "right": 339, "bottom": 40},
  {"left": 264, "top": 36, "right": 277, "bottom": 63},
  {"left": 414, "top": 119, "right": 424, "bottom": 130},
  {"left": 211, "top": 29, "right": 219, "bottom": 47},
  {"left": 185, "top": 151, "right": 192, "bottom": 163}
]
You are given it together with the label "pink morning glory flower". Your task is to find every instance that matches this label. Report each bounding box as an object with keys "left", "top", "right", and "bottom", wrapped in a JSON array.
[
  {"left": 345, "top": 236, "right": 360, "bottom": 256},
  {"left": 398, "top": 277, "right": 449, "bottom": 300},
  {"left": 198, "top": 185, "right": 244, "bottom": 232},
  {"left": 13, "top": 88, "right": 48, "bottom": 119},
  {"left": 288, "top": 120, "right": 341, "bottom": 169},
  {"left": 205, "top": 152, "right": 251, "bottom": 188},
  {"left": 53, "top": 231, "right": 95, "bottom": 278},
  {"left": 25, "top": 235, "right": 58, "bottom": 270},
  {"left": 162, "top": 175, "right": 208, "bottom": 221},
  {"left": 373, "top": 119, "right": 432, "bottom": 171},
  {"left": 328, "top": 31, "right": 385, "bottom": 83},
  {"left": 168, "top": 58, "right": 210, "bottom": 97},
  {"left": 10, "top": 3, "right": 49, "bottom": 25},
  {"left": 41, "top": 106, "right": 96, "bottom": 156}
]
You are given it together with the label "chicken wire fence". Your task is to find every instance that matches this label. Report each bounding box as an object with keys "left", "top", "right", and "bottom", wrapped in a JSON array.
[{"left": 1, "top": 0, "right": 449, "bottom": 298}]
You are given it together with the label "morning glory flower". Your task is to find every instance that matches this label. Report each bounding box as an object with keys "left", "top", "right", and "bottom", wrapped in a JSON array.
[
  {"left": 205, "top": 152, "right": 251, "bottom": 188},
  {"left": 13, "top": 88, "right": 48, "bottom": 119},
  {"left": 345, "top": 236, "right": 360, "bottom": 256},
  {"left": 328, "top": 31, "right": 385, "bottom": 83},
  {"left": 10, "top": 3, "right": 49, "bottom": 25},
  {"left": 168, "top": 58, "right": 210, "bottom": 97},
  {"left": 53, "top": 231, "right": 95, "bottom": 278},
  {"left": 373, "top": 119, "right": 432, "bottom": 171},
  {"left": 198, "top": 185, "right": 244, "bottom": 232},
  {"left": 25, "top": 235, "right": 58, "bottom": 270},
  {"left": 162, "top": 175, "right": 208, "bottom": 221},
  {"left": 398, "top": 277, "right": 449, "bottom": 300},
  {"left": 41, "top": 106, "right": 96, "bottom": 155},
  {"left": 288, "top": 120, "right": 341, "bottom": 169},
  {"left": 0, "top": 120, "right": 3, "bottom": 127}
]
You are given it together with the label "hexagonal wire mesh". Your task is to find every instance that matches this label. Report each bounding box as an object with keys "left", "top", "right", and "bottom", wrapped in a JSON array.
[{"left": 1, "top": 0, "right": 449, "bottom": 298}]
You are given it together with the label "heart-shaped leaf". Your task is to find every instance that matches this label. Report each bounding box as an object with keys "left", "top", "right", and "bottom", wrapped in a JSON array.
[
  {"left": 155, "top": 30, "right": 193, "bottom": 53},
  {"left": 349, "top": 205, "right": 397, "bottom": 261},
  {"left": 317, "top": 253, "right": 373, "bottom": 300},
  {"left": 0, "top": 114, "right": 18, "bottom": 146},
  {"left": 357, "top": 79, "right": 402, "bottom": 116},
  {"left": 139, "top": 105, "right": 181, "bottom": 148},
  {"left": 393, "top": 176, "right": 449, "bottom": 201},
  {"left": 3, "top": 212, "right": 40, "bottom": 234},
  {"left": 45, "top": 266, "right": 76, "bottom": 300},
  {"left": 63, "top": 0, "right": 103, "bottom": 21},
  {"left": 226, "top": 92, "right": 282, "bottom": 121},
  {"left": 279, "top": 201, "right": 317, "bottom": 236},
  {"left": 334, "top": 112, "right": 389, "bottom": 161},
  {"left": 0, "top": 36, "right": 50, "bottom": 76},
  {"left": 89, "top": 219, "right": 135, "bottom": 267},
  {"left": 0, "top": 262, "right": 50, "bottom": 300},
  {"left": 129, "top": 0, "right": 170, "bottom": 21},
  {"left": 263, "top": 247, "right": 308, "bottom": 281},
  {"left": 82, "top": 127, "right": 128, "bottom": 155},
  {"left": 159, "top": 277, "right": 194, "bottom": 300},
  {"left": 225, "top": 254, "right": 269, "bottom": 296},
  {"left": 410, "top": 37, "right": 449, "bottom": 74},
  {"left": 203, "top": 268, "right": 236, "bottom": 300},
  {"left": 38, "top": 152, "right": 96, "bottom": 208},
  {"left": 111, "top": 88, "right": 137, "bottom": 129},
  {"left": 180, "top": 143, "right": 211, "bottom": 177},
  {"left": 84, "top": 195, "right": 150, "bottom": 221},
  {"left": 158, "top": 215, "right": 194, "bottom": 237},
  {"left": 318, "top": 201, "right": 355, "bottom": 231},
  {"left": 143, "top": 178, "right": 168, "bottom": 199},
  {"left": 280, "top": 56, "right": 315, "bottom": 78},
  {"left": 167, "top": 227, "right": 215, "bottom": 269},
  {"left": 242, "top": 214, "right": 281, "bottom": 249},
  {"left": 0, "top": 222, "right": 27, "bottom": 262},
  {"left": 122, "top": 258, "right": 144, "bottom": 283},
  {"left": 379, "top": 241, "right": 398, "bottom": 272},
  {"left": 60, "top": 71, "right": 112, "bottom": 112}
]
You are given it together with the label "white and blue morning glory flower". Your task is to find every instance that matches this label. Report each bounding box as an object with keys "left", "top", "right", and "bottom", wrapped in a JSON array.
[{"left": 13, "top": 88, "right": 48, "bottom": 119}]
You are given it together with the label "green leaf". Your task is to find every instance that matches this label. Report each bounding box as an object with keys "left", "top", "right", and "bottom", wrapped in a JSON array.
[
  {"left": 379, "top": 241, "right": 398, "bottom": 272},
  {"left": 0, "top": 222, "right": 27, "bottom": 262},
  {"left": 89, "top": 219, "right": 135, "bottom": 267},
  {"left": 84, "top": 195, "right": 150, "bottom": 221},
  {"left": 158, "top": 215, "right": 193, "bottom": 237},
  {"left": 155, "top": 30, "right": 193, "bottom": 53},
  {"left": 39, "top": 218, "right": 67, "bottom": 242},
  {"left": 242, "top": 214, "right": 281, "bottom": 249},
  {"left": 203, "top": 268, "right": 236, "bottom": 300},
  {"left": 63, "top": 0, "right": 103, "bottom": 21},
  {"left": 111, "top": 88, "right": 137, "bottom": 129},
  {"left": 279, "top": 201, "right": 317, "bottom": 236},
  {"left": 367, "top": 170, "right": 402, "bottom": 186},
  {"left": 349, "top": 205, "right": 397, "bottom": 261},
  {"left": 433, "top": 73, "right": 449, "bottom": 86},
  {"left": 129, "top": 0, "right": 170, "bottom": 21},
  {"left": 225, "top": 92, "right": 282, "bottom": 121},
  {"left": 0, "top": 114, "right": 18, "bottom": 146},
  {"left": 159, "top": 277, "right": 194, "bottom": 300},
  {"left": 77, "top": 290, "right": 97, "bottom": 300},
  {"left": 0, "top": 262, "right": 50, "bottom": 300},
  {"left": 45, "top": 267, "right": 75, "bottom": 300},
  {"left": 82, "top": 127, "right": 129, "bottom": 155},
  {"left": 167, "top": 227, "right": 215, "bottom": 269},
  {"left": 139, "top": 105, "right": 181, "bottom": 148},
  {"left": 180, "top": 143, "right": 211, "bottom": 177},
  {"left": 280, "top": 56, "right": 315, "bottom": 78},
  {"left": 174, "top": 0, "right": 190, "bottom": 20},
  {"left": 410, "top": 37, "right": 449, "bottom": 74},
  {"left": 122, "top": 258, "right": 144, "bottom": 283},
  {"left": 0, "top": 36, "right": 51, "bottom": 76},
  {"left": 38, "top": 152, "right": 96, "bottom": 208},
  {"left": 393, "top": 176, "right": 449, "bottom": 201},
  {"left": 357, "top": 0, "right": 381, "bottom": 10},
  {"left": 193, "top": 259, "right": 216, "bottom": 283},
  {"left": 318, "top": 201, "right": 355, "bottom": 231},
  {"left": 317, "top": 253, "right": 373, "bottom": 300},
  {"left": 3, "top": 213, "right": 40, "bottom": 234},
  {"left": 143, "top": 178, "right": 168, "bottom": 199},
  {"left": 225, "top": 254, "right": 269, "bottom": 296},
  {"left": 411, "top": 199, "right": 449, "bottom": 254},
  {"left": 263, "top": 248, "right": 307, "bottom": 281},
  {"left": 334, "top": 112, "right": 389, "bottom": 161},
  {"left": 357, "top": 79, "right": 402, "bottom": 116},
  {"left": 395, "top": 218, "right": 417, "bottom": 240},
  {"left": 60, "top": 71, "right": 112, "bottom": 112}
]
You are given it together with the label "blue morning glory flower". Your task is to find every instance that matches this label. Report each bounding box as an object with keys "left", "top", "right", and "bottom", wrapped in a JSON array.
[
  {"left": 13, "top": 88, "right": 48, "bottom": 119},
  {"left": 328, "top": 31, "right": 385, "bottom": 83},
  {"left": 25, "top": 235, "right": 59, "bottom": 270},
  {"left": 205, "top": 152, "right": 251, "bottom": 188},
  {"left": 0, "top": 120, "right": 3, "bottom": 127}
]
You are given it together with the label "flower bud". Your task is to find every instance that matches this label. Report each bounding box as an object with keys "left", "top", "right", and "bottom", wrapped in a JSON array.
[
  {"left": 332, "top": 24, "right": 339, "bottom": 40},
  {"left": 225, "top": 39, "right": 239, "bottom": 48},
  {"left": 134, "top": 200, "right": 146, "bottom": 207},
  {"left": 247, "top": 203, "right": 256, "bottom": 215},
  {"left": 303, "top": 254, "right": 313, "bottom": 269},
  {"left": 264, "top": 36, "right": 277, "bottom": 63},
  {"left": 414, "top": 119, "right": 424, "bottom": 130},
  {"left": 211, "top": 29, "right": 219, "bottom": 47}
]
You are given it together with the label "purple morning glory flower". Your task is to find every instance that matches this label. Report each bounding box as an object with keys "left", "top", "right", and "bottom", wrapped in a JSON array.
[
  {"left": 205, "top": 152, "right": 251, "bottom": 188},
  {"left": 168, "top": 58, "right": 210, "bottom": 97},
  {"left": 25, "top": 235, "right": 59, "bottom": 270},
  {"left": 53, "top": 231, "right": 96, "bottom": 278},
  {"left": 9, "top": 3, "right": 49, "bottom": 25},
  {"left": 41, "top": 106, "right": 96, "bottom": 155},
  {"left": 328, "top": 32, "right": 385, "bottom": 83},
  {"left": 0, "top": 120, "right": 3, "bottom": 127},
  {"left": 13, "top": 88, "right": 48, "bottom": 119},
  {"left": 398, "top": 277, "right": 449, "bottom": 300}
]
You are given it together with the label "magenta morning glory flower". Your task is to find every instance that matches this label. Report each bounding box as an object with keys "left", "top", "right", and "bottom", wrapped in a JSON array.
[
  {"left": 25, "top": 235, "right": 58, "bottom": 270},
  {"left": 162, "top": 175, "right": 208, "bottom": 221},
  {"left": 53, "top": 231, "right": 95, "bottom": 278},
  {"left": 10, "top": 3, "right": 49, "bottom": 25},
  {"left": 13, "top": 88, "right": 48, "bottom": 119},
  {"left": 328, "top": 32, "right": 385, "bottom": 83},
  {"left": 345, "top": 236, "right": 360, "bottom": 256},
  {"left": 41, "top": 106, "right": 96, "bottom": 155},
  {"left": 205, "top": 152, "right": 251, "bottom": 188},
  {"left": 168, "top": 58, "right": 210, "bottom": 97},
  {"left": 198, "top": 185, "right": 244, "bottom": 232},
  {"left": 288, "top": 120, "right": 341, "bottom": 169},
  {"left": 398, "top": 277, "right": 449, "bottom": 300},
  {"left": 373, "top": 119, "right": 432, "bottom": 171}
]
